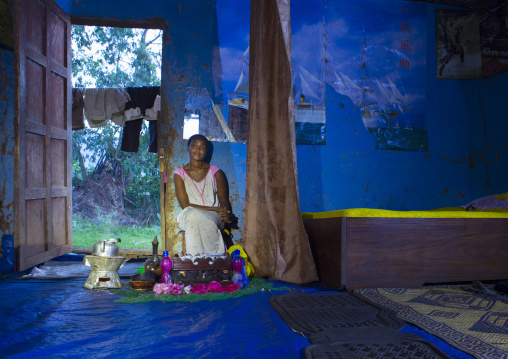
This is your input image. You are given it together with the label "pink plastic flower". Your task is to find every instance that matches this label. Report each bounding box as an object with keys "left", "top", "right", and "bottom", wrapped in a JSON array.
[
  {"left": 153, "top": 283, "right": 186, "bottom": 296},
  {"left": 190, "top": 284, "right": 208, "bottom": 294},
  {"left": 223, "top": 283, "right": 240, "bottom": 293},
  {"left": 207, "top": 281, "right": 224, "bottom": 293},
  {"left": 168, "top": 283, "right": 185, "bottom": 296},
  {"left": 153, "top": 283, "right": 167, "bottom": 295}
]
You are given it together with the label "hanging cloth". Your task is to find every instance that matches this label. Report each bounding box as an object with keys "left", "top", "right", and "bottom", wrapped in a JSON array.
[
  {"left": 72, "top": 88, "right": 85, "bottom": 130},
  {"left": 146, "top": 95, "right": 161, "bottom": 153},
  {"left": 120, "top": 87, "right": 160, "bottom": 152},
  {"left": 243, "top": 0, "right": 318, "bottom": 284},
  {"left": 83, "top": 88, "right": 130, "bottom": 128},
  {"left": 148, "top": 120, "right": 158, "bottom": 153}
]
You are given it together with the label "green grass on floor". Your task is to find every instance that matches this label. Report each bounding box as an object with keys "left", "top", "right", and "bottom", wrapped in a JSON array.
[
  {"left": 72, "top": 214, "right": 161, "bottom": 250},
  {"left": 111, "top": 278, "right": 293, "bottom": 303}
]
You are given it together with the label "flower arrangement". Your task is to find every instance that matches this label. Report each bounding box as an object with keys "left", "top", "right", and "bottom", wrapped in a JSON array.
[
  {"left": 153, "top": 281, "right": 240, "bottom": 296},
  {"left": 153, "top": 283, "right": 185, "bottom": 296}
]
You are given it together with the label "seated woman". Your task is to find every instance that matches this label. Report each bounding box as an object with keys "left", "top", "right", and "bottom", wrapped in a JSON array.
[{"left": 174, "top": 134, "right": 232, "bottom": 255}]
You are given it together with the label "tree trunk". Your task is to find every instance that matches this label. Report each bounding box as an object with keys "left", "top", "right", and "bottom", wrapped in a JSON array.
[
  {"left": 73, "top": 141, "right": 87, "bottom": 182},
  {"left": 141, "top": 29, "right": 148, "bottom": 45}
]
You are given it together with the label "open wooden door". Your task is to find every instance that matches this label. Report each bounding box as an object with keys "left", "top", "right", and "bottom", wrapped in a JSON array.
[{"left": 14, "top": 0, "right": 73, "bottom": 271}]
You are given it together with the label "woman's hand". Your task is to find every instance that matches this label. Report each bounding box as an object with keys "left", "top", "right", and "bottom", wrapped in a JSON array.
[{"left": 216, "top": 207, "right": 232, "bottom": 223}]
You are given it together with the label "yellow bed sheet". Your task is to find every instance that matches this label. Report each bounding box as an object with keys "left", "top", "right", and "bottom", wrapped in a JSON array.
[{"left": 301, "top": 207, "right": 508, "bottom": 220}]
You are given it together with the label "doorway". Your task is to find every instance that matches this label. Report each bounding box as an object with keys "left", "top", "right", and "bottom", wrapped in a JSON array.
[{"left": 70, "top": 21, "right": 165, "bottom": 254}]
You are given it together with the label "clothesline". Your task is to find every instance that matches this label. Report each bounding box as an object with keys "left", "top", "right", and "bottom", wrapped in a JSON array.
[
  {"left": 72, "top": 86, "right": 160, "bottom": 130},
  {"left": 72, "top": 86, "right": 160, "bottom": 153}
]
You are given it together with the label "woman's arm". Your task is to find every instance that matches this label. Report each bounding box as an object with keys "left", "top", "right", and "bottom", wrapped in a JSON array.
[
  {"left": 174, "top": 173, "right": 231, "bottom": 222},
  {"left": 215, "top": 170, "right": 232, "bottom": 223}
]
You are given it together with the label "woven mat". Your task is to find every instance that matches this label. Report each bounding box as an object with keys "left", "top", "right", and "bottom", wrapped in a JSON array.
[
  {"left": 268, "top": 292, "right": 405, "bottom": 336},
  {"left": 356, "top": 284, "right": 508, "bottom": 359},
  {"left": 306, "top": 328, "right": 450, "bottom": 359}
]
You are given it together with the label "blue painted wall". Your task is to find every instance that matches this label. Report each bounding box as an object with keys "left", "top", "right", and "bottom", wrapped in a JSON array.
[
  {"left": 1, "top": 1, "right": 506, "bottom": 253},
  {"left": 63, "top": 0, "right": 248, "bottom": 250},
  {"left": 297, "top": 4, "right": 508, "bottom": 212}
]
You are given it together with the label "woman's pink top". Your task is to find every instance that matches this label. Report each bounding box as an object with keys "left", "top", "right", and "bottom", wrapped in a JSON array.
[{"left": 174, "top": 164, "right": 220, "bottom": 206}]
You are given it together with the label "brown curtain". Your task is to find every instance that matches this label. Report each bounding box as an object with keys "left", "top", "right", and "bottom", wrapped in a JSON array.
[{"left": 243, "top": 0, "right": 318, "bottom": 284}]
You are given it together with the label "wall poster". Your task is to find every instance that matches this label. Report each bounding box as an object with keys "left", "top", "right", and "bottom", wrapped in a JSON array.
[
  {"left": 436, "top": 9, "right": 482, "bottom": 79},
  {"left": 435, "top": 4, "right": 508, "bottom": 79},
  {"left": 480, "top": 3, "right": 508, "bottom": 77},
  {"left": 313, "top": 0, "right": 428, "bottom": 151},
  {"left": 215, "top": 0, "right": 427, "bottom": 150}
]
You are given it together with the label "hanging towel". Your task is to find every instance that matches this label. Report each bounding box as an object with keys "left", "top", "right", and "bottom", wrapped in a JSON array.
[
  {"left": 84, "top": 88, "right": 130, "bottom": 128},
  {"left": 72, "top": 88, "right": 85, "bottom": 131},
  {"left": 105, "top": 88, "right": 130, "bottom": 121},
  {"left": 84, "top": 88, "right": 107, "bottom": 128}
]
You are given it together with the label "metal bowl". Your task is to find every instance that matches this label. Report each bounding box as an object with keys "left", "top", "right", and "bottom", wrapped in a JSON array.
[{"left": 126, "top": 280, "right": 156, "bottom": 291}]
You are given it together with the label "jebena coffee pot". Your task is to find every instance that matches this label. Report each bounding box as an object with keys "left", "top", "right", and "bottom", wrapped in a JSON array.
[{"left": 93, "top": 238, "right": 121, "bottom": 257}]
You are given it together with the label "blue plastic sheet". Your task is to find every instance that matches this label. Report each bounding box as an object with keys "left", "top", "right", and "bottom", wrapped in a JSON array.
[
  {"left": 0, "top": 275, "right": 333, "bottom": 359},
  {"left": 0, "top": 254, "right": 474, "bottom": 359}
]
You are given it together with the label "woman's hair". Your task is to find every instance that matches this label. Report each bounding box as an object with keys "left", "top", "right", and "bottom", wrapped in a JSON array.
[{"left": 187, "top": 134, "right": 209, "bottom": 148}]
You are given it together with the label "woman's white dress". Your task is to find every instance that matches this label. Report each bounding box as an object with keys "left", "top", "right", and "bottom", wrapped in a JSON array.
[{"left": 174, "top": 164, "right": 225, "bottom": 255}]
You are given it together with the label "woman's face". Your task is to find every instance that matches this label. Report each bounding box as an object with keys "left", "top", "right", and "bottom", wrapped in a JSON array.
[{"left": 188, "top": 137, "right": 208, "bottom": 161}]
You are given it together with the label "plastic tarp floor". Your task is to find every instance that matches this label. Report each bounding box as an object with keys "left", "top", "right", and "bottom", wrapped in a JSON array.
[
  {"left": 0, "top": 276, "right": 324, "bottom": 358},
  {"left": 0, "top": 258, "right": 474, "bottom": 359}
]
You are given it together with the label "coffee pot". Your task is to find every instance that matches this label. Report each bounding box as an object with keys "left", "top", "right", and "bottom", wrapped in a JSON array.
[{"left": 92, "top": 238, "right": 121, "bottom": 257}]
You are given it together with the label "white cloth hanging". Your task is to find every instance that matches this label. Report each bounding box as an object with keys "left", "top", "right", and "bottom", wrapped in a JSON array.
[{"left": 83, "top": 88, "right": 131, "bottom": 128}]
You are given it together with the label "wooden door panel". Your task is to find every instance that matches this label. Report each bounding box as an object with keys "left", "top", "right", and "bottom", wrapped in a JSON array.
[
  {"left": 15, "top": 0, "right": 72, "bottom": 271},
  {"left": 26, "top": 1, "right": 46, "bottom": 55},
  {"left": 25, "top": 133, "right": 45, "bottom": 188},
  {"left": 25, "top": 199, "right": 47, "bottom": 257},
  {"left": 49, "top": 11, "right": 66, "bottom": 67},
  {"left": 51, "top": 197, "right": 67, "bottom": 247},
  {"left": 50, "top": 73, "right": 66, "bottom": 129},
  {"left": 51, "top": 139, "right": 66, "bottom": 187},
  {"left": 26, "top": 59, "right": 45, "bottom": 124}
]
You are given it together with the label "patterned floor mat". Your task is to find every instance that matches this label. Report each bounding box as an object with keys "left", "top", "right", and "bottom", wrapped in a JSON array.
[
  {"left": 268, "top": 292, "right": 405, "bottom": 335},
  {"left": 356, "top": 284, "right": 508, "bottom": 359},
  {"left": 305, "top": 328, "right": 450, "bottom": 359}
]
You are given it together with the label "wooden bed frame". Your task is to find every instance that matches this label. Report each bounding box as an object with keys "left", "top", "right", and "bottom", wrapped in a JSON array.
[{"left": 303, "top": 216, "right": 508, "bottom": 290}]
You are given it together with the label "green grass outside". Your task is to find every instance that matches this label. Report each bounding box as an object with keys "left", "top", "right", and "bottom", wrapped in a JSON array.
[{"left": 72, "top": 214, "right": 161, "bottom": 250}]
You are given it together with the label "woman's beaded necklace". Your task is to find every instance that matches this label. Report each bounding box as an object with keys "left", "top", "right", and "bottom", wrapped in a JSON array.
[{"left": 189, "top": 162, "right": 207, "bottom": 205}]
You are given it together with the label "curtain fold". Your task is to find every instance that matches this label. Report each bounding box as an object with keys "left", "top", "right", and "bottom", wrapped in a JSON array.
[{"left": 243, "top": 0, "right": 318, "bottom": 284}]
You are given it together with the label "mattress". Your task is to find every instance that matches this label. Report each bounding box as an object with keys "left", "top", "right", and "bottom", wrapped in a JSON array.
[{"left": 301, "top": 207, "right": 508, "bottom": 220}]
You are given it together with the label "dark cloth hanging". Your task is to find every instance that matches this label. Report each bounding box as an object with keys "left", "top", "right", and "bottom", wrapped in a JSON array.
[
  {"left": 121, "top": 87, "right": 160, "bottom": 153},
  {"left": 243, "top": 0, "right": 318, "bottom": 284},
  {"left": 120, "top": 118, "right": 144, "bottom": 153},
  {"left": 72, "top": 88, "right": 85, "bottom": 131},
  {"left": 124, "top": 86, "right": 160, "bottom": 115},
  {"left": 148, "top": 120, "right": 158, "bottom": 153}
]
